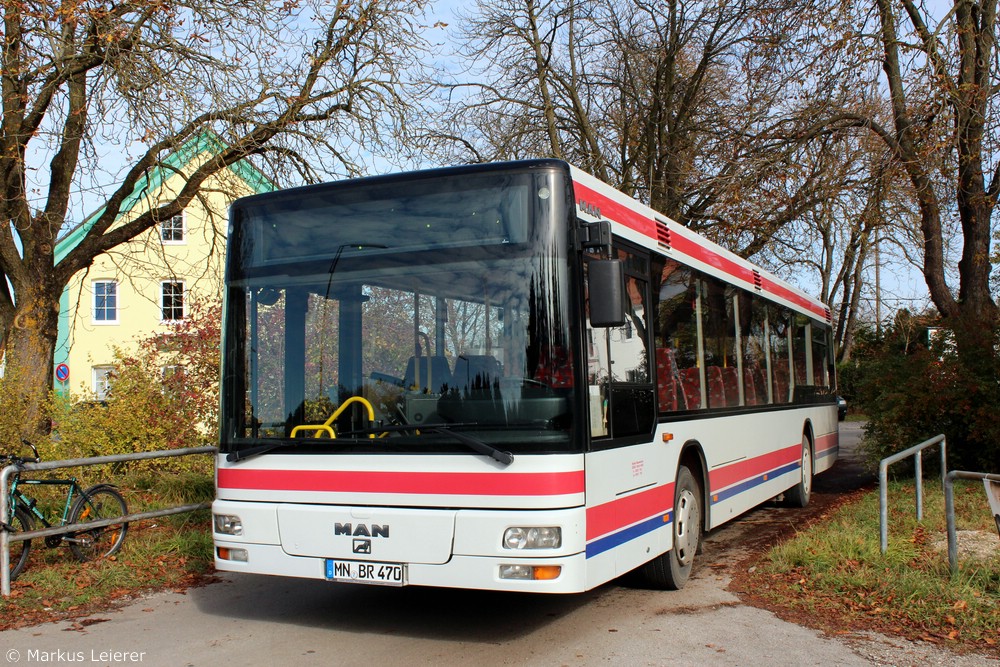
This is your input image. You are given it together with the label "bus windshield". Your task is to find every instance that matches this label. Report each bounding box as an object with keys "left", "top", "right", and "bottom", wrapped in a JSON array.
[{"left": 220, "top": 164, "right": 580, "bottom": 456}]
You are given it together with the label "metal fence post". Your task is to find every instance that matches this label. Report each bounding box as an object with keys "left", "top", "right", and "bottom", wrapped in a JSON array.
[
  {"left": 0, "top": 462, "right": 11, "bottom": 597},
  {"left": 878, "top": 434, "right": 947, "bottom": 555}
]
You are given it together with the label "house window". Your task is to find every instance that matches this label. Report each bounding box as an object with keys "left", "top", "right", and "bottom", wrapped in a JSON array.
[
  {"left": 93, "top": 280, "right": 118, "bottom": 323},
  {"left": 160, "top": 214, "right": 185, "bottom": 243},
  {"left": 161, "top": 281, "right": 185, "bottom": 321},
  {"left": 92, "top": 366, "right": 115, "bottom": 400}
]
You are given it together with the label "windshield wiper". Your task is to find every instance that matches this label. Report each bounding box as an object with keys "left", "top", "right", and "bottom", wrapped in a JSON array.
[
  {"left": 426, "top": 425, "right": 515, "bottom": 466},
  {"left": 348, "top": 423, "right": 515, "bottom": 466}
]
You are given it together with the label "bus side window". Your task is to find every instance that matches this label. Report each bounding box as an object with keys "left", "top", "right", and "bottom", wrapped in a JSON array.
[
  {"left": 769, "top": 307, "right": 792, "bottom": 404},
  {"left": 741, "top": 291, "right": 770, "bottom": 405},
  {"left": 653, "top": 257, "right": 700, "bottom": 414}
]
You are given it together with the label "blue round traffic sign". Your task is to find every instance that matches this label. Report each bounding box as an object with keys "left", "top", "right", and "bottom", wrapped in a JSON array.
[{"left": 55, "top": 363, "right": 70, "bottom": 382}]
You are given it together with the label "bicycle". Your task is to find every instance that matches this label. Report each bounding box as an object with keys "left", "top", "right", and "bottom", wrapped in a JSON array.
[{"left": 2, "top": 440, "right": 129, "bottom": 580}]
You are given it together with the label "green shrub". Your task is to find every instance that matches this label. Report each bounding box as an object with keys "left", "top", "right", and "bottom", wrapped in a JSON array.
[
  {"left": 855, "top": 317, "right": 1000, "bottom": 472},
  {"left": 0, "top": 362, "right": 38, "bottom": 456}
]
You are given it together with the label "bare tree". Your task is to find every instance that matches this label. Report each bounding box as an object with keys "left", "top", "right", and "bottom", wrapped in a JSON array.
[
  {"left": 430, "top": 0, "right": 863, "bottom": 259},
  {"left": 0, "top": 0, "right": 431, "bottom": 437},
  {"left": 817, "top": 0, "right": 1000, "bottom": 359}
]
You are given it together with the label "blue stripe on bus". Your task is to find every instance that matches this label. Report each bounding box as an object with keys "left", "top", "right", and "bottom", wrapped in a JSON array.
[
  {"left": 816, "top": 445, "right": 839, "bottom": 460},
  {"left": 585, "top": 452, "right": 831, "bottom": 559},
  {"left": 710, "top": 461, "right": 801, "bottom": 505},
  {"left": 585, "top": 511, "right": 672, "bottom": 559}
]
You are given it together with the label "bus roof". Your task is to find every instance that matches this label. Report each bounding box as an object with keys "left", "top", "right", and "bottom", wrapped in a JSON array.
[
  {"left": 567, "top": 164, "right": 830, "bottom": 324},
  {"left": 230, "top": 159, "right": 829, "bottom": 323}
]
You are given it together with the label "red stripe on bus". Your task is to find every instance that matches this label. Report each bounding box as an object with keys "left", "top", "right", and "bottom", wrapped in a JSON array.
[
  {"left": 586, "top": 483, "right": 675, "bottom": 540},
  {"left": 217, "top": 468, "right": 586, "bottom": 497},
  {"left": 572, "top": 181, "right": 827, "bottom": 321},
  {"left": 708, "top": 444, "right": 801, "bottom": 492},
  {"left": 573, "top": 182, "right": 656, "bottom": 238},
  {"left": 814, "top": 431, "right": 838, "bottom": 454},
  {"left": 755, "top": 276, "right": 828, "bottom": 320}
]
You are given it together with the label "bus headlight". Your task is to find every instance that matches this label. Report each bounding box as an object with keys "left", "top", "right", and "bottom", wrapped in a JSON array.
[
  {"left": 503, "top": 526, "right": 561, "bottom": 549},
  {"left": 214, "top": 514, "right": 244, "bottom": 536}
]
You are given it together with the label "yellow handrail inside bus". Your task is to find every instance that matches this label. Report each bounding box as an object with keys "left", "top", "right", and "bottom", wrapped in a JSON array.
[
  {"left": 289, "top": 424, "right": 336, "bottom": 439},
  {"left": 289, "top": 396, "right": 377, "bottom": 439}
]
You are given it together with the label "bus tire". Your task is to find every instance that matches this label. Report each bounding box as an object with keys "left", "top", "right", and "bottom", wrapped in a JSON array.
[
  {"left": 637, "top": 465, "right": 702, "bottom": 590},
  {"left": 785, "top": 435, "right": 812, "bottom": 508}
]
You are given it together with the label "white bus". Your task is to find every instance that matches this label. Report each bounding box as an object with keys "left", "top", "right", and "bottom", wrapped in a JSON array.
[{"left": 213, "top": 160, "right": 838, "bottom": 593}]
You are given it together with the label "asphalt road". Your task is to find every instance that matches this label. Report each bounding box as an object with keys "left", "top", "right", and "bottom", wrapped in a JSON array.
[{"left": 2, "top": 422, "right": 997, "bottom": 667}]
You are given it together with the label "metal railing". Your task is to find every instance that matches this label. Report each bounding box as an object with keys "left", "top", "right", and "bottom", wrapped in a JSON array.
[
  {"left": 944, "top": 470, "right": 1000, "bottom": 575},
  {"left": 879, "top": 434, "right": 947, "bottom": 554},
  {"left": 1, "top": 446, "right": 217, "bottom": 597}
]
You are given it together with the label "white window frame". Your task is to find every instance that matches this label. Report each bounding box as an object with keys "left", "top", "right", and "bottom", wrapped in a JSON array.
[
  {"left": 160, "top": 213, "right": 185, "bottom": 244},
  {"left": 160, "top": 280, "right": 186, "bottom": 321},
  {"left": 92, "top": 280, "right": 119, "bottom": 324},
  {"left": 92, "top": 365, "right": 115, "bottom": 401}
]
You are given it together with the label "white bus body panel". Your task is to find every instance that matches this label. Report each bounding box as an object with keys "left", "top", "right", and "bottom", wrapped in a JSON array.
[
  {"left": 214, "top": 405, "right": 837, "bottom": 593},
  {"left": 215, "top": 453, "right": 593, "bottom": 592}
]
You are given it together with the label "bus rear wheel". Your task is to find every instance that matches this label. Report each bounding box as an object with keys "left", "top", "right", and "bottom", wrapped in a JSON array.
[
  {"left": 785, "top": 435, "right": 812, "bottom": 508},
  {"left": 637, "top": 465, "right": 702, "bottom": 590}
]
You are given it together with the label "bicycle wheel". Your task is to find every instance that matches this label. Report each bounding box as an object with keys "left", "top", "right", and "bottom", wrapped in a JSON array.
[
  {"left": 7, "top": 507, "right": 32, "bottom": 580},
  {"left": 68, "top": 485, "right": 128, "bottom": 562}
]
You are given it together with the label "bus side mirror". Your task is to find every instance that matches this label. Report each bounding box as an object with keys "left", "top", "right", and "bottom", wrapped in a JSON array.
[{"left": 589, "top": 259, "right": 626, "bottom": 327}]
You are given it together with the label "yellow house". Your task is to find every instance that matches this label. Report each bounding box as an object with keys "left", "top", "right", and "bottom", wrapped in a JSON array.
[{"left": 54, "top": 134, "right": 274, "bottom": 398}]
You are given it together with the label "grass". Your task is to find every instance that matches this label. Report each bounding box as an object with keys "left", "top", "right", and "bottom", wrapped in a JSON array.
[
  {"left": 746, "top": 479, "right": 1000, "bottom": 655},
  {"left": 0, "top": 467, "right": 215, "bottom": 630}
]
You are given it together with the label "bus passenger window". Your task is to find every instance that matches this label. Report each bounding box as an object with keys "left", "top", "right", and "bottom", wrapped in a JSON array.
[
  {"left": 654, "top": 259, "right": 700, "bottom": 412},
  {"left": 741, "top": 291, "right": 770, "bottom": 405},
  {"left": 811, "top": 322, "right": 831, "bottom": 389},
  {"left": 769, "top": 307, "right": 792, "bottom": 404},
  {"left": 702, "top": 277, "right": 739, "bottom": 408}
]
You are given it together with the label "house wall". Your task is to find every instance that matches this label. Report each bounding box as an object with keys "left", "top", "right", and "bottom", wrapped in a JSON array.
[{"left": 54, "top": 153, "right": 268, "bottom": 398}]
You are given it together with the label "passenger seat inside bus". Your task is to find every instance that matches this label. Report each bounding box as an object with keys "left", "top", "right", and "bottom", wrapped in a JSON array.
[
  {"left": 721, "top": 366, "right": 741, "bottom": 407},
  {"left": 743, "top": 368, "right": 758, "bottom": 405},
  {"left": 655, "top": 348, "right": 685, "bottom": 411},
  {"left": 706, "top": 366, "right": 727, "bottom": 408},
  {"left": 679, "top": 368, "right": 702, "bottom": 410}
]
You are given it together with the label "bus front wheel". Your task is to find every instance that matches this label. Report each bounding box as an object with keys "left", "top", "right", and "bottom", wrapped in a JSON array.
[{"left": 637, "top": 465, "right": 702, "bottom": 590}]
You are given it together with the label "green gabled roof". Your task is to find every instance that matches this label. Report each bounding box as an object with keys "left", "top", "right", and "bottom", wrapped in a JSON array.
[{"left": 55, "top": 132, "right": 276, "bottom": 265}]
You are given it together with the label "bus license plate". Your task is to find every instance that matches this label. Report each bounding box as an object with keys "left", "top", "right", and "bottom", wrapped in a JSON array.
[{"left": 325, "top": 559, "right": 407, "bottom": 586}]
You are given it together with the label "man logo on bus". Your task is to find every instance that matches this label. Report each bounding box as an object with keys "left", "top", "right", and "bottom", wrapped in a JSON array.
[
  {"left": 353, "top": 539, "right": 372, "bottom": 554},
  {"left": 334, "top": 522, "right": 390, "bottom": 538},
  {"left": 577, "top": 199, "right": 601, "bottom": 218}
]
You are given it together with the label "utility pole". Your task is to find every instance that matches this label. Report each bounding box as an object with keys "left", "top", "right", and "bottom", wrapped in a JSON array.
[{"left": 874, "top": 224, "right": 882, "bottom": 339}]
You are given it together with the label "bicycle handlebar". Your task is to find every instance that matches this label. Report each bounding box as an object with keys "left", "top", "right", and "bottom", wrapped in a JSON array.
[
  {"left": 1, "top": 439, "right": 42, "bottom": 466},
  {"left": 20, "top": 439, "right": 41, "bottom": 462}
]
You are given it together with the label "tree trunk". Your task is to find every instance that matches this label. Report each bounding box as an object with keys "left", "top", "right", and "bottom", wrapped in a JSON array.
[{"left": 4, "top": 282, "right": 60, "bottom": 439}]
